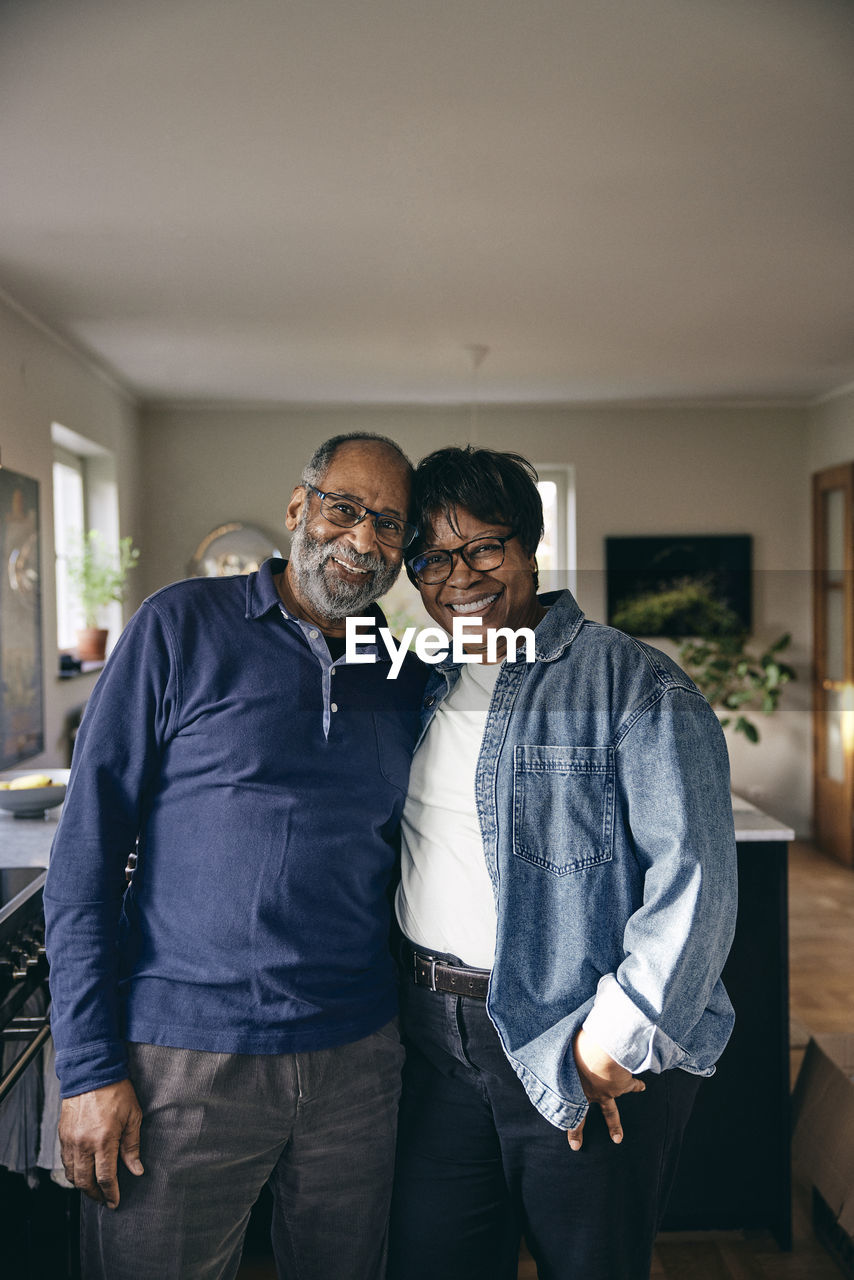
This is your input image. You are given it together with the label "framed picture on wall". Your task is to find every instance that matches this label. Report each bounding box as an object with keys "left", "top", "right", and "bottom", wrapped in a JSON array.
[
  {"left": 0, "top": 467, "right": 44, "bottom": 768},
  {"left": 606, "top": 534, "right": 752, "bottom": 638}
]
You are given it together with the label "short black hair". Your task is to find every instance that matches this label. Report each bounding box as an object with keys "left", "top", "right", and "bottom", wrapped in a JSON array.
[
  {"left": 302, "top": 432, "right": 413, "bottom": 489},
  {"left": 410, "top": 446, "right": 544, "bottom": 563}
]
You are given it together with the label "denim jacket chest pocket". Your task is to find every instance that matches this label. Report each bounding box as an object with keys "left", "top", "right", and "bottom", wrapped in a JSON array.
[{"left": 512, "top": 745, "right": 615, "bottom": 875}]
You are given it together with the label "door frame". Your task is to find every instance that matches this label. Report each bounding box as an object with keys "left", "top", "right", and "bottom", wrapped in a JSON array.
[{"left": 812, "top": 462, "right": 854, "bottom": 866}]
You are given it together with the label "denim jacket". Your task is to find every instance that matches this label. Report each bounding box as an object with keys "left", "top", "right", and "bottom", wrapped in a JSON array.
[{"left": 417, "top": 589, "right": 737, "bottom": 1131}]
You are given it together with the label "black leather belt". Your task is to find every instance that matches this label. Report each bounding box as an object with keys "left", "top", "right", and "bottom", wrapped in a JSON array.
[{"left": 408, "top": 945, "right": 490, "bottom": 1000}]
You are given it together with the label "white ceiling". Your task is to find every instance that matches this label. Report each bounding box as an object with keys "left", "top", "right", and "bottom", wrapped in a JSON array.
[{"left": 1, "top": 0, "right": 853, "bottom": 406}]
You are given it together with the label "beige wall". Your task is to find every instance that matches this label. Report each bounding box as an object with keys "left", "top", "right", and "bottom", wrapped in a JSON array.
[
  {"left": 0, "top": 297, "right": 824, "bottom": 833},
  {"left": 0, "top": 296, "right": 141, "bottom": 770},
  {"left": 140, "top": 401, "right": 812, "bottom": 833},
  {"left": 808, "top": 385, "right": 854, "bottom": 475},
  {"left": 2, "top": 264, "right": 849, "bottom": 843}
]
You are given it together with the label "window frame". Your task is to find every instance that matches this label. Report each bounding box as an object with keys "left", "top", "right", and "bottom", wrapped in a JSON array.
[
  {"left": 534, "top": 463, "right": 576, "bottom": 591},
  {"left": 51, "top": 423, "right": 122, "bottom": 661}
]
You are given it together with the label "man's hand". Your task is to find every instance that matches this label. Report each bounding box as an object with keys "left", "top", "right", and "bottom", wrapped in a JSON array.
[
  {"left": 567, "top": 1027, "right": 645, "bottom": 1152},
  {"left": 59, "top": 1079, "right": 144, "bottom": 1209}
]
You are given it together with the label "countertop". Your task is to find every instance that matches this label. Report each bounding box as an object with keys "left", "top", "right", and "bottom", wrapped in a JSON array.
[
  {"left": 0, "top": 767, "right": 69, "bottom": 868},
  {"left": 0, "top": 806, "right": 63, "bottom": 867},
  {"left": 729, "top": 793, "right": 796, "bottom": 843},
  {"left": 0, "top": 784, "right": 796, "bottom": 870}
]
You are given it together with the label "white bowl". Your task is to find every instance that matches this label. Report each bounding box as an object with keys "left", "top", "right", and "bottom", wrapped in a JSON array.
[{"left": 0, "top": 782, "right": 67, "bottom": 818}]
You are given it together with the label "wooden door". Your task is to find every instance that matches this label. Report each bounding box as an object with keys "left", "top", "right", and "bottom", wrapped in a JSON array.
[{"left": 813, "top": 463, "right": 854, "bottom": 866}]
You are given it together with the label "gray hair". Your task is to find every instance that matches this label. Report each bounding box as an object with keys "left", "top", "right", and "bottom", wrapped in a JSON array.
[{"left": 301, "top": 432, "right": 413, "bottom": 489}]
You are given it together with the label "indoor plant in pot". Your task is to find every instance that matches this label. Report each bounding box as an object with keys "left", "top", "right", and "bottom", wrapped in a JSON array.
[
  {"left": 611, "top": 576, "right": 796, "bottom": 743},
  {"left": 65, "top": 530, "right": 140, "bottom": 661}
]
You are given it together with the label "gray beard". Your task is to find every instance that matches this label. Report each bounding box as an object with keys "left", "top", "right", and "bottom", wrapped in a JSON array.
[{"left": 288, "top": 515, "right": 401, "bottom": 622}]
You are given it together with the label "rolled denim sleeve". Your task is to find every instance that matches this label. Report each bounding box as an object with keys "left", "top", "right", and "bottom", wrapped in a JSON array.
[
  {"left": 44, "top": 601, "right": 180, "bottom": 1098},
  {"left": 582, "top": 686, "right": 737, "bottom": 1076}
]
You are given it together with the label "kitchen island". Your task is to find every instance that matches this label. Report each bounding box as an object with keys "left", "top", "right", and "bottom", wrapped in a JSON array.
[{"left": 663, "top": 794, "right": 795, "bottom": 1248}]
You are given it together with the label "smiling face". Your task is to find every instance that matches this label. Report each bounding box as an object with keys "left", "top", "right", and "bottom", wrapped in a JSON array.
[
  {"left": 285, "top": 440, "right": 411, "bottom": 627},
  {"left": 415, "top": 506, "right": 545, "bottom": 660}
]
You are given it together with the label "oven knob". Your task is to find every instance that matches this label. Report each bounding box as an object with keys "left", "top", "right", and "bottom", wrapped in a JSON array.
[
  {"left": 27, "top": 923, "right": 47, "bottom": 955},
  {"left": 12, "top": 941, "right": 40, "bottom": 970}
]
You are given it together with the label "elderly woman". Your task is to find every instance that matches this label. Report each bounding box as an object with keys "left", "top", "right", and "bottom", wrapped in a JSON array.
[{"left": 387, "top": 447, "right": 737, "bottom": 1280}]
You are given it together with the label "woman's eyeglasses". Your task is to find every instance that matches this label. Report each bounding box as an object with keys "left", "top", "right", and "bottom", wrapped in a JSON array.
[{"left": 407, "top": 534, "right": 516, "bottom": 585}]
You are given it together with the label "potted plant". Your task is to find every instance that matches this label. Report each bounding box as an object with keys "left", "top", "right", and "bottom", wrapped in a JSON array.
[
  {"left": 611, "top": 577, "right": 796, "bottom": 742},
  {"left": 65, "top": 530, "right": 140, "bottom": 661}
]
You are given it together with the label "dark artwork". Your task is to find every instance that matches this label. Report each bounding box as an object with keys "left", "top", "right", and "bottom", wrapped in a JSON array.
[
  {"left": 606, "top": 535, "right": 752, "bottom": 638},
  {"left": 0, "top": 468, "right": 44, "bottom": 767}
]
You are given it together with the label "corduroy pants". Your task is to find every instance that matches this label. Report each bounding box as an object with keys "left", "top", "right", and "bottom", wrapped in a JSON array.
[{"left": 80, "top": 1024, "right": 404, "bottom": 1280}]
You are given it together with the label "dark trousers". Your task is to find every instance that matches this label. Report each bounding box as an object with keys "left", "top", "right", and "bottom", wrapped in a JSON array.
[
  {"left": 81, "top": 1025, "right": 404, "bottom": 1280},
  {"left": 387, "top": 973, "right": 700, "bottom": 1280}
]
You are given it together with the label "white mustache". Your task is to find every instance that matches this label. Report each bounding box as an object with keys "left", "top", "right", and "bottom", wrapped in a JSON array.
[{"left": 323, "top": 547, "right": 384, "bottom": 574}]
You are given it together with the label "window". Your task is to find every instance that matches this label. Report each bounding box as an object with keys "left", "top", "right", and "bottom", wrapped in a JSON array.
[
  {"left": 535, "top": 465, "right": 576, "bottom": 589},
  {"left": 51, "top": 423, "right": 121, "bottom": 655},
  {"left": 53, "top": 449, "right": 85, "bottom": 651}
]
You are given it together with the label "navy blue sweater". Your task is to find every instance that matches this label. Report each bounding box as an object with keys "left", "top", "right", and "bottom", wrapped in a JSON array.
[{"left": 45, "top": 560, "right": 425, "bottom": 1098}]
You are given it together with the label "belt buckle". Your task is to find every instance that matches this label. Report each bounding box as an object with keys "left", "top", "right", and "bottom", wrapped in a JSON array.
[{"left": 414, "top": 949, "right": 439, "bottom": 992}]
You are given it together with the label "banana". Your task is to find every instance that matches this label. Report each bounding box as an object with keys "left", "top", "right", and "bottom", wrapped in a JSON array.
[{"left": 7, "top": 773, "right": 53, "bottom": 790}]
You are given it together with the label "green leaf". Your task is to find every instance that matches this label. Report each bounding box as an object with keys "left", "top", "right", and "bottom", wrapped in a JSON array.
[
  {"left": 64, "top": 529, "right": 141, "bottom": 628},
  {"left": 676, "top": 625, "right": 796, "bottom": 742},
  {"left": 735, "top": 716, "right": 760, "bottom": 743}
]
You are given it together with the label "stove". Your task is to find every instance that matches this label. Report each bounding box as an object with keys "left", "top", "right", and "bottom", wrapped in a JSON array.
[
  {"left": 0, "top": 865, "right": 78, "bottom": 1280},
  {"left": 0, "top": 867, "right": 50, "bottom": 1104},
  {"left": 0, "top": 867, "right": 45, "bottom": 916}
]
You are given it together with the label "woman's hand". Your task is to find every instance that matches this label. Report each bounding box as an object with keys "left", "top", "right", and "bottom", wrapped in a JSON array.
[{"left": 567, "top": 1027, "right": 645, "bottom": 1151}]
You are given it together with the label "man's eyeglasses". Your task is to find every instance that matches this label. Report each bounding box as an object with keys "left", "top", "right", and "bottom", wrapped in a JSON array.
[
  {"left": 408, "top": 534, "right": 517, "bottom": 585},
  {"left": 303, "top": 483, "right": 418, "bottom": 550}
]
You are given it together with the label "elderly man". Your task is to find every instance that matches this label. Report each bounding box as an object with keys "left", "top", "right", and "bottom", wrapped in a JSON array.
[{"left": 45, "top": 433, "right": 425, "bottom": 1280}]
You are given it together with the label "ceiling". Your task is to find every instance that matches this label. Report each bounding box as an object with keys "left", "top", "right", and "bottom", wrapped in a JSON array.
[{"left": 1, "top": 0, "right": 853, "bottom": 406}]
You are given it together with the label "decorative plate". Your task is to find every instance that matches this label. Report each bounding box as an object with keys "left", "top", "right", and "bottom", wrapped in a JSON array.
[{"left": 188, "top": 523, "right": 284, "bottom": 578}]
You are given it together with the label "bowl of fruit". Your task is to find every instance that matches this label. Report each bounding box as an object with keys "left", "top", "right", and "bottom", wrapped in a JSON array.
[{"left": 0, "top": 772, "right": 68, "bottom": 819}]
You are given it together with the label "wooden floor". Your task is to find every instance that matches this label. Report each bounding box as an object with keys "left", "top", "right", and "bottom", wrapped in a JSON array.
[{"left": 239, "top": 839, "right": 854, "bottom": 1280}]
